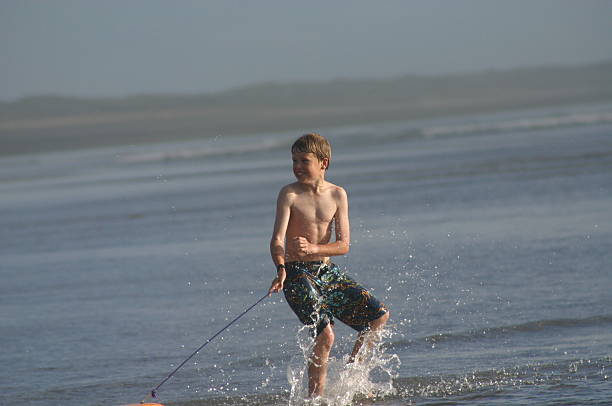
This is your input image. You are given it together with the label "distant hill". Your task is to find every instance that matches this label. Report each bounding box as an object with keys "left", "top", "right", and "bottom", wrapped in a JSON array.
[{"left": 1, "top": 61, "right": 612, "bottom": 156}]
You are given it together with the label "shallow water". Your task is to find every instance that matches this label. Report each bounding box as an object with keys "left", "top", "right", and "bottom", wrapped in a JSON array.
[{"left": 1, "top": 102, "right": 611, "bottom": 405}]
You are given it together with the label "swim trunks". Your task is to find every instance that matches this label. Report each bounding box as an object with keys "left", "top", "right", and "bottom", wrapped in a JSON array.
[{"left": 282, "top": 261, "right": 388, "bottom": 336}]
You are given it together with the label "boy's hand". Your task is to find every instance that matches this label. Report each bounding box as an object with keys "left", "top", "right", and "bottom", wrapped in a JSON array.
[
  {"left": 268, "top": 272, "right": 286, "bottom": 295},
  {"left": 293, "top": 236, "right": 317, "bottom": 257}
]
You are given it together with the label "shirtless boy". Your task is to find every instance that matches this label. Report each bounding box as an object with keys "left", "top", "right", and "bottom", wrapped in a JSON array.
[{"left": 268, "top": 133, "right": 389, "bottom": 397}]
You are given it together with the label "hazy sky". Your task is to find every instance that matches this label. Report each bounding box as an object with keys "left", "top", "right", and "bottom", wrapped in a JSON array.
[{"left": 1, "top": 0, "right": 611, "bottom": 101}]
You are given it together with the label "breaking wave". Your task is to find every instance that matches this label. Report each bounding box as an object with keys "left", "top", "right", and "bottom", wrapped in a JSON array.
[
  {"left": 116, "top": 106, "right": 612, "bottom": 164},
  {"left": 421, "top": 110, "right": 612, "bottom": 137}
]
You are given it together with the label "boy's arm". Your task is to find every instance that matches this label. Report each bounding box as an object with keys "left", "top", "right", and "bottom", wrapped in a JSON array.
[
  {"left": 269, "top": 188, "right": 291, "bottom": 294},
  {"left": 295, "top": 187, "right": 350, "bottom": 257}
]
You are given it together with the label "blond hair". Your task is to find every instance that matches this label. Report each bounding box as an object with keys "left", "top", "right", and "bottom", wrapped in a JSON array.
[{"left": 291, "top": 133, "right": 332, "bottom": 169}]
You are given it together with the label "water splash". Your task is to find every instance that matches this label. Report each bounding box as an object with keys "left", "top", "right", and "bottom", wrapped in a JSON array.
[{"left": 287, "top": 326, "right": 400, "bottom": 406}]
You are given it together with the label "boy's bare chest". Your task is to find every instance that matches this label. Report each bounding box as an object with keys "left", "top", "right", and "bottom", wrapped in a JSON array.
[{"left": 291, "top": 194, "right": 336, "bottom": 224}]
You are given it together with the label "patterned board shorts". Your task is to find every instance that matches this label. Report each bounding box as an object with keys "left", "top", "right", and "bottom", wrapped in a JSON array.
[{"left": 283, "top": 261, "right": 388, "bottom": 336}]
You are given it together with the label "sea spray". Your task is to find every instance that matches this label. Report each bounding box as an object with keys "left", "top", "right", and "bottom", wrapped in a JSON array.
[{"left": 287, "top": 325, "right": 400, "bottom": 406}]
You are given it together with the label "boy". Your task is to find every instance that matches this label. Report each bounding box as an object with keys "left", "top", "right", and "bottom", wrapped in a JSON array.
[{"left": 268, "top": 133, "right": 389, "bottom": 397}]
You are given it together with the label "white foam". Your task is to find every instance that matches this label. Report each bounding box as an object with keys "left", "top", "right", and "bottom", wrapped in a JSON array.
[
  {"left": 117, "top": 136, "right": 289, "bottom": 164},
  {"left": 422, "top": 111, "right": 612, "bottom": 137}
]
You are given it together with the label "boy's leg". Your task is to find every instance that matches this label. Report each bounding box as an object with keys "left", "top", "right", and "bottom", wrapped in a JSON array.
[
  {"left": 282, "top": 264, "right": 334, "bottom": 396},
  {"left": 308, "top": 324, "right": 335, "bottom": 397},
  {"left": 349, "top": 311, "right": 389, "bottom": 363}
]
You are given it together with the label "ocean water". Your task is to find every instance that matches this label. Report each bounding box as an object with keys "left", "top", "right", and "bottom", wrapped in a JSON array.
[{"left": 1, "top": 102, "right": 611, "bottom": 406}]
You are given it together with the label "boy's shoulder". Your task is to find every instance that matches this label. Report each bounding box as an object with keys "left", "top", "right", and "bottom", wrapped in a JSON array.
[
  {"left": 325, "top": 181, "right": 347, "bottom": 199},
  {"left": 279, "top": 182, "right": 300, "bottom": 193}
]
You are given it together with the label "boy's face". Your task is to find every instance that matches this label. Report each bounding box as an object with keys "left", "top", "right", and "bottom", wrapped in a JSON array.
[{"left": 292, "top": 152, "right": 327, "bottom": 181}]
